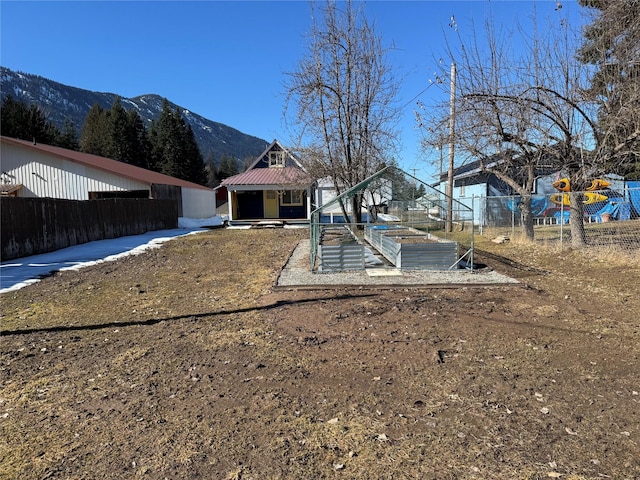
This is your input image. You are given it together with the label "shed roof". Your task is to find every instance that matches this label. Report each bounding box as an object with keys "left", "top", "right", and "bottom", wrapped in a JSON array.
[{"left": 1, "top": 136, "right": 211, "bottom": 191}]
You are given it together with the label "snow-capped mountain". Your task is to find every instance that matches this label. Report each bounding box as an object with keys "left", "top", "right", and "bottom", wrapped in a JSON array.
[{"left": 1, "top": 66, "right": 268, "bottom": 162}]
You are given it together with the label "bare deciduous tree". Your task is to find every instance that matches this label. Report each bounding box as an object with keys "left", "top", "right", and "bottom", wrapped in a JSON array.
[
  {"left": 284, "top": 0, "right": 399, "bottom": 223},
  {"left": 419, "top": 8, "right": 609, "bottom": 246}
]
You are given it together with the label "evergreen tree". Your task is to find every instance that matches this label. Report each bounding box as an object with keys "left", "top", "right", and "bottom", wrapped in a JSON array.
[
  {"left": 126, "top": 110, "right": 152, "bottom": 169},
  {"left": 217, "top": 153, "right": 240, "bottom": 180},
  {"left": 79, "top": 99, "right": 151, "bottom": 168},
  {"left": 578, "top": 0, "right": 640, "bottom": 178},
  {"left": 79, "top": 104, "right": 109, "bottom": 155},
  {"left": 1, "top": 95, "right": 58, "bottom": 144},
  {"left": 55, "top": 120, "right": 80, "bottom": 150},
  {"left": 27, "top": 104, "right": 57, "bottom": 144},
  {"left": 148, "top": 99, "right": 179, "bottom": 175},
  {"left": 204, "top": 151, "right": 219, "bottom": 186},
  {"left": 149, "top": 99, "right": 207, "bottom": 185},
  {"left": 105, "top": 97, "right": 131, "bottom": 163},
  {"left": 388, "top": 166, "right": 424, "bottom": 202},
  {"left": 1, "top": 95, "right": 29, "bottom": 139},
  {"left": 182, "top": 122, "right": 208, "bottom": 185}
]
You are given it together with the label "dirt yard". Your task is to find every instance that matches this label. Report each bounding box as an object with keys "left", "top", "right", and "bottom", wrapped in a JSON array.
[{"left": 1, "top": 228, "right": 639, "bottom": 479}]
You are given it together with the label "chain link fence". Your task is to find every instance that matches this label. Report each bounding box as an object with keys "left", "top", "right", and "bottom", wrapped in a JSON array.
[{"left": 475, "top": 187, "right": 640, "bottom": 252}]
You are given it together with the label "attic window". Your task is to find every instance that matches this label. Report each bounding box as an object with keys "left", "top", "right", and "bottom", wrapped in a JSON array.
[{"left": 269, "top": 151, "right": 285, "bottom": 167}]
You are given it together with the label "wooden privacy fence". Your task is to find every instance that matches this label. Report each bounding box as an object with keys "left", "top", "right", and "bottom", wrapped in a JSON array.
[{"left": 1, "top": 197, "right": 179, "bottom": 261}]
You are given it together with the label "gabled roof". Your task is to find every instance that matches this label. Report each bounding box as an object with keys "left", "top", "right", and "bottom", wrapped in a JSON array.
[
  {"left": 245, "top": 139, "right": 305, "bottom": 171},
  {"left": 220, "top": 139, "right": 312, "bottom": 188},
  {"left": 1, "top": 136, "right": 211, "bottom": 191},
  {"left": 438, "top": 153, "right": 504, "bottom": 182},
  {"left": 440, "top": 145, "right": 575, "bottom": 183}
]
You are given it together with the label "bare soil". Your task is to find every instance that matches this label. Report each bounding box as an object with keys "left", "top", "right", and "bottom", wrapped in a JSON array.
[{"left": 1, "top": 228, "right": 639, "bottom": 480}]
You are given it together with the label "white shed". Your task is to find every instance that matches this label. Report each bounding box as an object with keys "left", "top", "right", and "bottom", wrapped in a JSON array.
[{"left": 1, "top": 136, "right": 216, "bottom": 218}]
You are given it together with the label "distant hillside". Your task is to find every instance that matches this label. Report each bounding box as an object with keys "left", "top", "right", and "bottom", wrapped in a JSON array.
[{"left": 0, "top": 66, "right": 269, "bottom": 164}]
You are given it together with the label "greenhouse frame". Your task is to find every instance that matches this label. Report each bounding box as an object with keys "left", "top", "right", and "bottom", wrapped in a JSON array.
[{"left": 309, "top": 165, "right": 475, "bottom": 273}]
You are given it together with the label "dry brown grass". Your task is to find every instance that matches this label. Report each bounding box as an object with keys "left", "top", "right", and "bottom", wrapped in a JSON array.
[
  {"left": 478, "top": 221, "right": 640, "bottom": 266},
  {"left": 1, "top": 227, "right": 639, "bottom": 479}
]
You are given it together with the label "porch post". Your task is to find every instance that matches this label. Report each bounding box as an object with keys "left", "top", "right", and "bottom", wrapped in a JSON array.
[{"left": 227, "top": 189, "right": 234, "bottom": 221}]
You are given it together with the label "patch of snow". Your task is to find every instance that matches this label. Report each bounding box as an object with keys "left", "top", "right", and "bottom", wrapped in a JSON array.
[
  {"left": 0, "top": 216, "right": 227, "bottom": 294},
  {"left": 377, "top": 213, "right": 401, "bottom": 222}
]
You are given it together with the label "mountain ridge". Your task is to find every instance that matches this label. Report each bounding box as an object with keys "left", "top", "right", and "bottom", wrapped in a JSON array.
[{"left": 0, "top": 66, "right": 269, "bottom": 163}]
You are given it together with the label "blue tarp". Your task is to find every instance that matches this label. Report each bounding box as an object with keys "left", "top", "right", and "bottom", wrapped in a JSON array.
[
  {"left": 628, "top": 181, "right": 640, "bottom": 216},
  {"left": 553, "top": 196, "right": 631, "bottom": 223},
  {"left": 554, "top": 211, "right": 570, "bottom": 224},
  {"left": 588, "top": 198, "right": 631, "bottom": 222},
  {"left": 506, "top": 196, "right": 548, "bottom": 216},
  {"left": 590, "top": 202, "right": 619, "bottom": 222}
]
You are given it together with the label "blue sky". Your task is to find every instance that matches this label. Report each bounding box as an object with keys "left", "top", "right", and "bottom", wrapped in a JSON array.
[{"left": 1, "top": 1, "right": 586, "bottom": 179}]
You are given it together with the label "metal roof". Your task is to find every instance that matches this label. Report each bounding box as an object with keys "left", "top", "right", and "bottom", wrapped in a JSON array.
[
  {"left": 221, "top": 166, "right": 311, "bottom": 187},
  {"left": 1, "top": 136, "right": 211, "bottom": 191}
]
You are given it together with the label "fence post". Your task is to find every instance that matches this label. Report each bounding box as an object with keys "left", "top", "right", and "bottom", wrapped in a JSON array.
[
  {"left": 470, "top": 196, "right": 475, "bottom": 270},
  {"left": 560, "top": 198, "right": 564, "bottom": 251},
  {"left": 511, "top": 198, "right": 516, "bottom": 239}
]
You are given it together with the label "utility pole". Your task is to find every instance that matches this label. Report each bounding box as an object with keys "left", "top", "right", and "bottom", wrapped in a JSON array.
[
  {"left": 410, "top": 168, "right": 418, "bottom": 200},
  {"left": 445, "top": 62, "right": 456, "bottom": 234},
  {"left": 410, "top": 168, "right": 418, "bottom": 223}
]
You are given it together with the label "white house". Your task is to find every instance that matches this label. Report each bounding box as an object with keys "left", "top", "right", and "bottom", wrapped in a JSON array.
[
  {"left": 313, "top": 175, "right": 393, "bottom": 223},
  {"left": 0, "top": 136, "right": 216, "bottom": 218}
]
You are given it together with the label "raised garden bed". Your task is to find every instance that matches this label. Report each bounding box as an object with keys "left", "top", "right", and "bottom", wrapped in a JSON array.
[
  {"left": 318, "top": 225, "right": 365, "bottom": 271},
  {"left": 365, "top": 225, "right": 458, "bottom": 270}
]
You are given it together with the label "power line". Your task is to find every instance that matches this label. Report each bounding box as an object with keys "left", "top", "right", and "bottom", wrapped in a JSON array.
[{"left": 401, "top": 81, "right": 437, "bottom": 110}]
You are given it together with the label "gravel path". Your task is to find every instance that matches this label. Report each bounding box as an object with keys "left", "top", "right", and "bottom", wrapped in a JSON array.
[{"left": 276, "top": 239, "right": 520, "bottom": 287}]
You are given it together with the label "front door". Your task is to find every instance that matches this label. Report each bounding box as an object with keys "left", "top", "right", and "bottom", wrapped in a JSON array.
[{"left": 264, "top": 190, "right": 278, "bottom": 218}]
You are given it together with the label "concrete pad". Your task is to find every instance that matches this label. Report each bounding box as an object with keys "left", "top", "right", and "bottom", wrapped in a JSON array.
[
  {"left": 276, "top": 239, "right": 520, "bottom": 288},
  {"left": 367, "top": 269, "right": 403, "bottom": 277}
]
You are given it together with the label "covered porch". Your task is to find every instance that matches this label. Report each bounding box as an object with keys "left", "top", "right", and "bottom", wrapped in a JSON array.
[{"left": 218, "top": 185, "right": 313, "bottom": 227}]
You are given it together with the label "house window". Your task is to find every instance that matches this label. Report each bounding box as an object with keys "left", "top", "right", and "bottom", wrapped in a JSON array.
[
  {"left": 269, "top": 151, "right": 285, "bottom": 167},
  {"left": 281, "top": 190, "right": 303, "bottom": 206}
]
